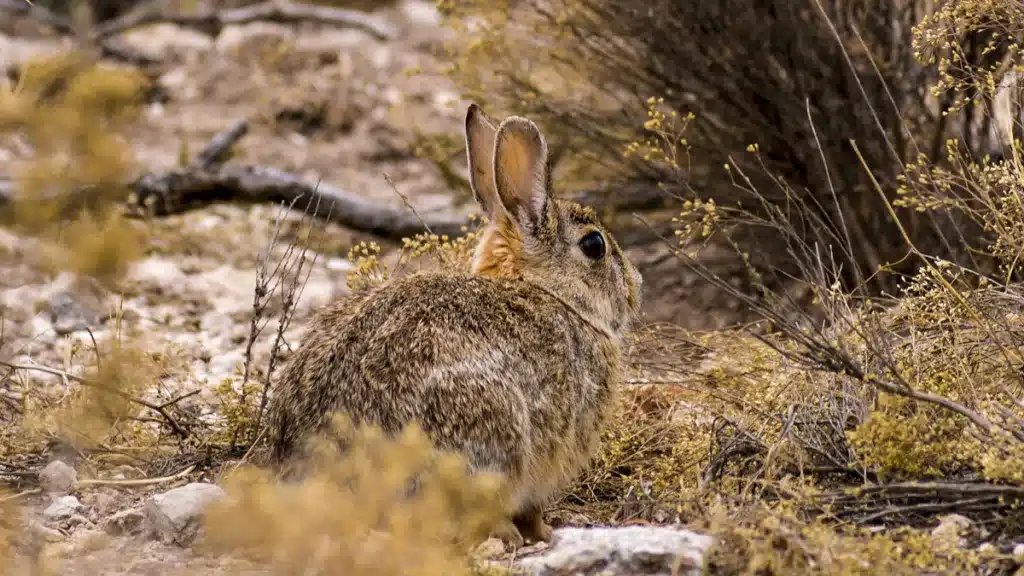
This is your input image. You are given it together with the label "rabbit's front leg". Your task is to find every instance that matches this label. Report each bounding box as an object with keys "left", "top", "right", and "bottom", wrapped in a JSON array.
[
  {"left": 512, "top": 502, "right": 553, "bottom": 544},
  {"left": 491, "top": 518, "right": 526, "bottom": 551}
]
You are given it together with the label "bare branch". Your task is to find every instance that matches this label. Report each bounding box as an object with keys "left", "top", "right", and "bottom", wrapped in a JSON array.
[
  {"left": 192, "top": 119, "right": 249, "bottom": 170},
  {"left": 92, "top": 1, "right": 397, "bottom": 42}
]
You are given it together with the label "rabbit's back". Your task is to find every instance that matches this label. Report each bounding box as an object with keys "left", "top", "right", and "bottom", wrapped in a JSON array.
[{"left": 268, "top": 271, "right": 620, "bottom": 505}]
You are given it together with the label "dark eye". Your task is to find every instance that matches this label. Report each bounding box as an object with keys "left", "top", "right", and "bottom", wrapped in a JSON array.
[{"left": 578, "top": 230, "right": 606, "bottom": 260}]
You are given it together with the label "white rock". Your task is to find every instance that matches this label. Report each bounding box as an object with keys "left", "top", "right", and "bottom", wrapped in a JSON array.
[
  {"left": 519, "top": 526, "right": 713, "bottom": 576},
  {"left": 215, "top": 22, "right": 293, "bottom": 53},
  {"left": 118, "top": 23, "right": 213, "bottom": 60},
  {"left": 126, "top": 256, "right": 188, "bottom": 294},
  {"left": 207, "top": 350, "right": 245, "bottom": 380},
  {"left": 932, "top": 514, "right": 972, "bottom": 550},
  {"left": 401, "top": 0, "right": 442, "bottom": 28},
  {"left": 1013, "top": 542, "right": 1024, "bottom": 557},
  {"left": 293, "top": 274, "right": 339, "bottom": 313},
  {"left": 44, "top": 496, "right": 83, "bottom": 521},
  {"left": 369, "top": 45, "right": 393, "bottom": 71},
  {"left": 144, "top": 482, "right": 226, "bottom": 547},
  {"left": 38, "top": 460, "right": 77, "bottom": 496}
]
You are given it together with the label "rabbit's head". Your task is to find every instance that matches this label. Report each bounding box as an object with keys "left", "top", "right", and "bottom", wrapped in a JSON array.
[{"left": 464, "top": 103, "right": 643, "bottom": 341}]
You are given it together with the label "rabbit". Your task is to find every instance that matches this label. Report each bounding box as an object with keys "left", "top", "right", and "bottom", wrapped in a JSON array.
[{"left": 264, "top": 102, "right": 644, "bottom": 549}]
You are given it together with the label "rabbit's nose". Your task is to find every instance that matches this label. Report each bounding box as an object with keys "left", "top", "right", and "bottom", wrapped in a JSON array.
[
  {"left": 631, "top": 266, "right": 643, "bottom": 294},
  {"left": 627, "top": 264, "right": 643, "bottom": 310}
]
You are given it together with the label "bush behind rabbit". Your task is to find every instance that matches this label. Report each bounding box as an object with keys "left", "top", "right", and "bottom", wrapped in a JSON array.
[{"left": 265, "top": 103, "right": 643, "bottom": 547}]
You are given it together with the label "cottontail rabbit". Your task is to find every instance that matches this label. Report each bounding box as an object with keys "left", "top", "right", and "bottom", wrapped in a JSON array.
[{"left": 266, "top": 103, "right": 643, "bottom": 548}]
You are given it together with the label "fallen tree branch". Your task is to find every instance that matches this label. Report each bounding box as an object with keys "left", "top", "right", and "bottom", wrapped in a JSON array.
[
  {"left": 128, "top": 164, "right": 470, "bottom": 239},
  {"left": 1, "top": 119, "right": 471, "bottom": 240},
  {"left": 93, "top": 1, "right": 397, "bottom": 42},
  {"left": 0, "top": 0, "right": 158, "bottom": 66},
  {"left": 824, "top": 481, "right": 1024, "bottom": 500},
  {"left": 192, "top": 119, "right": 250, "bottom": 170},
  {"left": 0, "top": 0, "right": 394, "bottom": 70}
]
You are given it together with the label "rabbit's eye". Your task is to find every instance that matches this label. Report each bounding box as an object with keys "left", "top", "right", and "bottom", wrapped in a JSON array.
[{"left": 579, "top": 231, "right": 606, "bottom": 260}]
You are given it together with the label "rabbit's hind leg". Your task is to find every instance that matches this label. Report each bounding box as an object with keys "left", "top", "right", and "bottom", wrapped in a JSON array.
[{"left": 512, "top": 502, "right": 553, "bottom": 544}]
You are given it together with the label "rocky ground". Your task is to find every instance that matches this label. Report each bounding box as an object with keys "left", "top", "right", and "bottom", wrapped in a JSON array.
[{"left": 0, "top": 1, "right": 716, "bottom": 574}]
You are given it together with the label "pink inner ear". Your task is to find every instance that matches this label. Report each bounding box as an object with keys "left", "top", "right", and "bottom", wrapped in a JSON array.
[{"left": 494, "top": 124, "right": 548, "bottom": 224}]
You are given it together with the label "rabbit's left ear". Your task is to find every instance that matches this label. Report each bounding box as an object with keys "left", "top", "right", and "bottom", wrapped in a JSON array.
[
  {"left": 465, "top": 103, "right": 503, "bottom": 219},
  {"left": 493, "top": 116, "right": 551, "bottom": 232}
]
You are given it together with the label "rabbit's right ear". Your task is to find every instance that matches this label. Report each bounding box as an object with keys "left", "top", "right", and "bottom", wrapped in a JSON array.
[{"left": 465, "top": 103, "right": 503, "bottom": 218}]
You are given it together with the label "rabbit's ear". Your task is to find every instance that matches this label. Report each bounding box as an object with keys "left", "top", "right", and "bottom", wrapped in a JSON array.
[
  {"left": 493, "top": 117, "right": 551, "bottom": 231},
  {"left": 464, "top": 103, "right": 502, "bottom": 218}
]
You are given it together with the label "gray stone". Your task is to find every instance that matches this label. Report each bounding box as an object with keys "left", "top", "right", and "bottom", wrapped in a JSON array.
[
  {"left": 38, "top": 460, "right": 77, "bottom": 495},
  {"left": 43, "top": 496, "right": 83, "bottom": 521},
  {"left": 46, "top": 290, "right": 99, "bottom": 336},
  {"left": 144, "top": 482, "right": 226, "bottom": 547},
  {"left": 519, "top": 526, "right": 713, "bottom": 576}
]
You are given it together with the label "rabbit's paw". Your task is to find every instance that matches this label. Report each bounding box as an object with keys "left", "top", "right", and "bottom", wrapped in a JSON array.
[
  {"left": 512, "top": 505, "right": 553, "bottom": 544},
  {"left": 491, "top": 518, "right": 526, "bottom": 551}
]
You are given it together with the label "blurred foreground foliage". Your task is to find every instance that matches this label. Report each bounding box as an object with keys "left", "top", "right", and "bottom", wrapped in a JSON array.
[{"left": 0, "top": 50, "right": 148, "bottom": 287}]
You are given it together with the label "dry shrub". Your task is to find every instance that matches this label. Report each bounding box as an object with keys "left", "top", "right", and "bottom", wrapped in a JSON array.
[
  {"left": 0, "top": 50, "right": 149, "bottom": 288},
  {"left": 436, "top": 0, "right": 1022, "bottom": 299},
  {"left": 563, "top": 377, "right": 707, "bottom": 521},
  {"left": 13, "top": 324, "right": 181, "bottom": 455},
  {"left": 583, "top": 0, "right": 1024, "bottom": 486},
  {"left": 344, "top": 222, "right": 484, "bottom": 293},
  {"left": 203, "top": 415, "right": 508, "bottom": 576}
]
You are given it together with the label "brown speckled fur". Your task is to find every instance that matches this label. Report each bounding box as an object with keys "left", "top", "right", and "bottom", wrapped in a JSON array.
[{"left": 265, "top": 104, "right": 643, "bottom": 548}]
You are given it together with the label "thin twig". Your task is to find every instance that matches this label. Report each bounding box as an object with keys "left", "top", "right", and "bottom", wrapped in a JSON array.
[
  {"left": 384, "top": 172, "right": 434, "bottom": 237},
  {"left": 76, "top": 464, "right": 196, "bottom": 488},
  {"left": 156, "top": 389, "right": 200, "bottom": 410},
  {"left": 252, "top": 188, "right": 330, "bottom": 442}
]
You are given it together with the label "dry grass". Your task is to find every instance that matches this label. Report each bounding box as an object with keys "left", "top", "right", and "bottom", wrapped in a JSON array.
[{"left": 202, "top": 415, "right": 509, "bottom": 576}]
